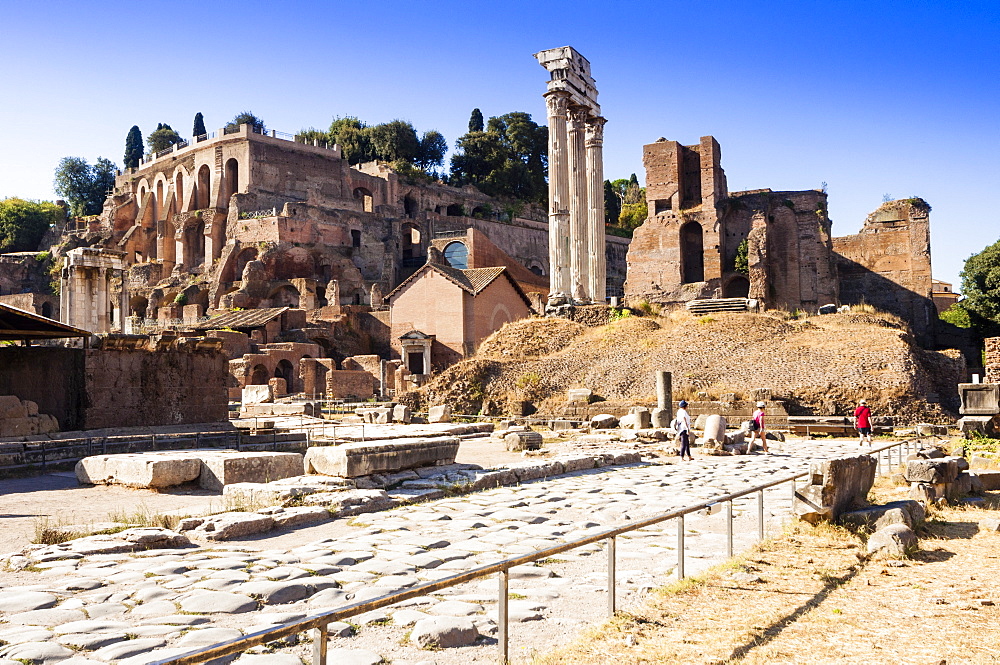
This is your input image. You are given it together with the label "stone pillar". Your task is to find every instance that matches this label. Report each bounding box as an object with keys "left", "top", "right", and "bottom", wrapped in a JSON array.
[
  {"left": 60, "top": 248, "right": 126, "bottom": 334},
  {"left": 567, "top": 107, "right": 590, "bottom": 301},
  {"left": 586, "top": 117, "right": 607, "bottom": 302},
  {"left": 656, "top": 370, "right": 672, "bottom": 411},
  {"left": 545, "top": 91, "right": 572, "bottom": 297}
]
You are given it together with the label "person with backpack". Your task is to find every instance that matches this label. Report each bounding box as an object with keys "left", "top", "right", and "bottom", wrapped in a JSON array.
[
  {"left": 747, "top": 401, "right": 768, "bottom": 454},
  {"left": 675, "top": 400, "right": 693, "bottom": 461},
  {"left": 854, "top": 398, "right": 873, "bottom": 446}
]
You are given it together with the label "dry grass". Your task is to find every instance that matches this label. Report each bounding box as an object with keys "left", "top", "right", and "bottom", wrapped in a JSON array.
[{"left": 533, "top": 491, "right": 1000, "bottom": 665}]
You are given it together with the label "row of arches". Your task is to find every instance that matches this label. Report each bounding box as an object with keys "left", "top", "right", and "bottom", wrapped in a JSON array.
[{"left": 136, "top": 158, "right": 241, "bottom": 224}]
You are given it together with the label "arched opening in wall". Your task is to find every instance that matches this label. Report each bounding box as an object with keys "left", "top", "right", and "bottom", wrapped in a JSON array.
[
  {"left": 196, "top": 165, "right": 211, "bottom": 209},
  {"left": 401, "top": 224, "right": 422, "bottom": 261},
  {"left": 435, "top": 205, "right": 445, "bottom": 215},
  {"left": 274, "top": 359, "right": 295, "bottom": 392},
  {"left": 471, "top": 206, "right": 485, "bottom": 218},
  {"left": 185, "top": 220, "right": 206, "bottom": 269},
  {"left": 680, "top": 221, "right": 705, "bottom": 284},
  {"left": 527, "top": 260, "right": 545, "bottom": 276},
  {"left": 351, "top": 229, "right": 361, "bottom": 248},
  {"left": 443, "top": 241, "right": 468, "bottom": 269},
  {"left": 129, "top": 296, "right": 148, "bottom": 319},
  {"left": 310, "top": 338, "right": 334, "bottom": 359},
  {"left": 446, "top": 204, "right": 462, "bottom": 216},
  {"left": 41, "top": 302, "right": 53, "bottom": 319},
  {"left": 175, "top": 172, "right": 184, "bottom": 208},
  {"left": 723, "top": 275, "right": 750, "bottom": 298},
  {"left": 271, "top": 285, "right": 300, "bottom": 308},
  {"left": 404, "top": 194, "right": 417, "bottom": 218},
  {"left": 250, "top": 364, "right": 269, "bottom": 385},
  {"left": 224, "top": 159, "right": 239, "bottom": 204},
  {"left": 353, "top": 187, "right": 373, "bottom": 213},
  {"left": 233, "top": 247, "right": 258, "bottom": 281}
]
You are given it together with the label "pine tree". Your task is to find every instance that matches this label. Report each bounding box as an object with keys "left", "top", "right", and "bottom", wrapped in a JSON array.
[
  {"left": 468, "top": 108, "right": 484, "bottom": 133},
  {"left": 192, "top": 112, "right": 207, "bottom": 138},
  {"left": 124, "top": 126, "right": 143, "bottom": 169}
]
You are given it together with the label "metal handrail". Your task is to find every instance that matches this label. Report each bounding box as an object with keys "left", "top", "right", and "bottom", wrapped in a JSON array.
[{"left": 150, "top": 436, "right": 927, "bottom": 665}]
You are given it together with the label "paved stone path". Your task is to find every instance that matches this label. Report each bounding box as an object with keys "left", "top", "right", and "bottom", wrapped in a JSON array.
[{"left": 0, "top": 439, "right": 897, "bottom": 665}]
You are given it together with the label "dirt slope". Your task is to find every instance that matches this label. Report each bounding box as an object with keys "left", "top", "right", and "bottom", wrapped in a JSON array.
[{"left": 409, "top": 310, "right": 963, "bottom": 421}]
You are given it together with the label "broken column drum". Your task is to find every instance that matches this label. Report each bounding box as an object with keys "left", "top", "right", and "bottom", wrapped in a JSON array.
[{"left": 536, "top": 46, "right": 607, "bottom": 303}]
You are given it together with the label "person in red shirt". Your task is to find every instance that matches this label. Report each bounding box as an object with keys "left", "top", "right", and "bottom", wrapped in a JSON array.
[{"left": 854, "top": 399, "right": 872, "bottom": 446}]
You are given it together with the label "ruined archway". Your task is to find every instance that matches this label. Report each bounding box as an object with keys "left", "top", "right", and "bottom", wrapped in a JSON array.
[
  {"left": 403, "top": 194, "right": 417, "bottom": 218},
  {"left": 723, "top": 275, "right": 750, "bottom": 298},
  {"left": 184, "top": 220, "right": 206, "bottom": 269},
  {"left": 402, "top": 223, "right": 423, "bottom": 261},
  {"left": 174, "top": 171, "right": 184, "bottom": 210},
  {"left": 250, "top": 365, "right": 270, "bottom": 385},
  {"left": 270, "top": 285, "right": 300, "bottom": 308},
  {"left": 275, "top": 359, "right": 295, "bottom": 392},
  {"left": 129, "top": 296, "right": 149, "bottom": 319},
  {"left": 234, "top": 247, "right": 258, "bottom": 281},
  {"left": 680, "top": 221, "right": 705, "bottom": 284},
  {"left": 446, "top": 204, "right": 462, "bottom": 217}
]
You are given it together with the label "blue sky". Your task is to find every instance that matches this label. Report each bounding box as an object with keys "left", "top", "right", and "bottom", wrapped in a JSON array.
[{"left": 1, "top": 0, "right": 997, "bottom": 288}]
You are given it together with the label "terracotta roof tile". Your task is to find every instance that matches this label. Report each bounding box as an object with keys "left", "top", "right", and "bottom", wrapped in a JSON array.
[{"left": 194, "top": 307, "right": 289, "bottom": 330}]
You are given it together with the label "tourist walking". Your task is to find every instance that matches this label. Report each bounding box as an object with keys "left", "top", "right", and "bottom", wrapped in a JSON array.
[
  {"left": 747, "top": 401, "right": 769, "bottom": 454},
  {"left": 854, "top": 398, "right": 873, "bottom": 446},
  {"left": 675, "top": 400, "right": 693, "bottom": 461}
]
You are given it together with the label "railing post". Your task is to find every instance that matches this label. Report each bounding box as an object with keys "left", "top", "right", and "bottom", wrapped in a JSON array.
[
  {"left": 757, "top": 489, "right": 765, "bottom": 541},
  {"left": 607, "top": 536, "right": 616, "bottom": 616},
  {"left": 498, "top": 568, "right": 509, "bottom": 664},
  {"left": 726, "top": 500, "right": 734, "bottom": 558},
  {"left": 312, "top": 625, "right": 328, "bottom": 665},
  {"left": 676, "top": 515, "right": 685, "bottom": 580}
]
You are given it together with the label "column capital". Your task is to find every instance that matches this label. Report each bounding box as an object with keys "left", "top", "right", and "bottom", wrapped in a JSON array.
[
  {"left": 544, "top": 91, "right": 572, "bottom": 117},
  {"left": 568, "top": 106, "right": 590, "bottom": 127},
  {"left": 585, "top": 116, "right": 607, "bottom": 144}
]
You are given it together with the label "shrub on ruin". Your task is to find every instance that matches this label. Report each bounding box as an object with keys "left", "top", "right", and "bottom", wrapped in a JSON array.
[{"left": 0, "top": 198, "right": 62, "bottom": 253}]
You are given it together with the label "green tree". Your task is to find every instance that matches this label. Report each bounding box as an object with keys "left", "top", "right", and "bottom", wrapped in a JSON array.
[
  {"left": 367, "top": 120, "right": 420, "bottom": 163},
  {"left": 147, "top": 123, "right": 182, "bottom": 153},
  {"left": 328, "top": 117, "right": 370, "bottom": 164},
  {"left": 124, "top": 125, "right": 143, "bottom": 169},
  {"left": 734, "top": 238, "right": 749, "bottom": 275},
  {"left": 416, "top": 130, "right": 447, "bottom": 169},
  {"left": 469, "top": 108, "right": 484, "bottom": 132},
  {"left": 53, "top": 157, "right": 117, "bottom": 216},
  {"left": 960, "top": 238, "right": 1000, "bottom": 326},
  {"left": 0, "top": 198, "right": 63, "bottom": 253},
  {"left": 939, "top": 303, "right": 971, "bottom": 328},
  {"left": 227, "top": 111, "right": 266, "bottom": 133},
  {"left": 616, "top": 175, "right": 647, "bottom": 230},
  {"left": 604, "top": 180, "right": 620, "bottom": 225},
  {"left": 449, "top": 111, "right": 547, "bottom": 202},
  {"left": 192, "top": 112, "right": 207, "bottom": 137},
  {"left": 296, "top": 127, "right": 328, "bottom": 145}
]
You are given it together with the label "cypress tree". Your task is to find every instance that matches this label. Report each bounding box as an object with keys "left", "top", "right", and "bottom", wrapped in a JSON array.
[
  {"left": 124, "top": 125, "right": 143, "bottom": 169},
  {"left": 192, "top": 112, "right": 207, "bottom": 138},
  {"left": 468, "top": 108, "right": 484, "bottom": 133}
]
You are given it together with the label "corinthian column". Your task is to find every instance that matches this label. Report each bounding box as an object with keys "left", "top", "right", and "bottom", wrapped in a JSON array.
[
  {"left": 567, "top": 107, "right": 590, "bottom": 300},
  {"left": 585, "top": 116, "right": 607, "bottom": 302},
  {"left": 544, "top": 91, "right": 572, "bottom": 296}
]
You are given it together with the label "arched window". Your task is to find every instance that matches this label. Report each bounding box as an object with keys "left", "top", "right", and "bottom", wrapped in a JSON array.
[
  {"left": 175, "top": 172, "right": 184, "bottom": 208},
  {"left": 250, "top": 365, "right": 269, "bottom": 385},
  {"left": 224, "top": 158, "right": 239, "bottom": 202},
  {"left": 443, "top": 242, "right": 468, "bottom": 269},
  {"left": 680, "top": 221, "right": 705, "bottom": 284},
  {"left": 40, "top": 302, "right": 53, "bottom": 319},
  {"left": 196, "top": 165, "right": 211, "bottom": 209}
]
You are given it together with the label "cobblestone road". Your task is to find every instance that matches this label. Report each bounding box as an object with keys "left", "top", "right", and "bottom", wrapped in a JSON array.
[{"left": 0, "top": 439, "right": 899, "bottom": 665}]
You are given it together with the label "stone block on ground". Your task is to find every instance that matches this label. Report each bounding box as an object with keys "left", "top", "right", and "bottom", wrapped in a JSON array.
[
  {"left": 703, "top": 414, "right": 727, "bottom": 443},
  {"left": 75, "top": 453, "right": 202, "bottom": 489},
  {"left": 794, "top": 454, "right": 877, "bottom": 524},
  {"left": 905, "top": 458, "right": 959, "bottom": 484},
  {"left": 867, "top": 523, "right": 918, "bottom": 558},
  {"left": 650, "top": 408, "right": 671, "bottom": 429},
  {"left": 242, "top": 385, "right": 273, "bottom": 404},
  {"left": 590, "top": 414, "right": 618, "bottom": 429},
  {"left": 428, "top": 405, "right": 452, "bottom": 423},
  {"left": 566, "top": 388, "right": 592, "bottom": 403},
  {"left": 410, "top": 616, "right": 479, "bottom": 648},
  {"left": 183, "top": 512, "right": 275, "bottom": 541},
  {"left": 504, "top": 431, "right": 543, "bottom": 451},
  {"left": 304, "top": 437, "right": 459, "bottom": 478},
  {"left": 839, "top": 500, "right": 925, "bottom": 531},
  {"left": 198, "top": 452, "right": 304, "bottom": 491},
  {"left": 392, "top": 404, "right": 412, "bottom": 424},
  {"left": 972, "top": 469, "right": 1000, "bottom": 491}
]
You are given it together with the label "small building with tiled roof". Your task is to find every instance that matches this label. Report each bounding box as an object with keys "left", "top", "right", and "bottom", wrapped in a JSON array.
[{"left": 385, "top": 254, "right": 533, "bottom": 375}]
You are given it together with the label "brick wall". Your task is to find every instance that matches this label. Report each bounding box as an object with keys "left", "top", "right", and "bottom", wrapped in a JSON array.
[
  {"left": 986, "top": 337, "right": 1000, "bottom": 384},
  {"left": 326, "top": 370, "right": 374, "bottom": 399}
]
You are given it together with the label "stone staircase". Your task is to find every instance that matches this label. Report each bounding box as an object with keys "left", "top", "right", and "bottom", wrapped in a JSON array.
[{"left": 686, "top": 298, "right": 754, "bottom": 315}]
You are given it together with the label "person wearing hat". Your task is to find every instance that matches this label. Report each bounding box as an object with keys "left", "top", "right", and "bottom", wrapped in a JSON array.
[
  {"left": 747, "top": 401, "right": 769, "bottom": 454},
  {"left": 675, "top": 400, "right": 693, "bottom": 461},
  {"left": 854, "top": 398, "right": 873, "bottom": 446}
]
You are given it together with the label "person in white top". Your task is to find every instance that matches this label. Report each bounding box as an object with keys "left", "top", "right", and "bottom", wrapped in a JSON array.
[{"left": 675, "top": 400, "right": 693, "bottom": 461}]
